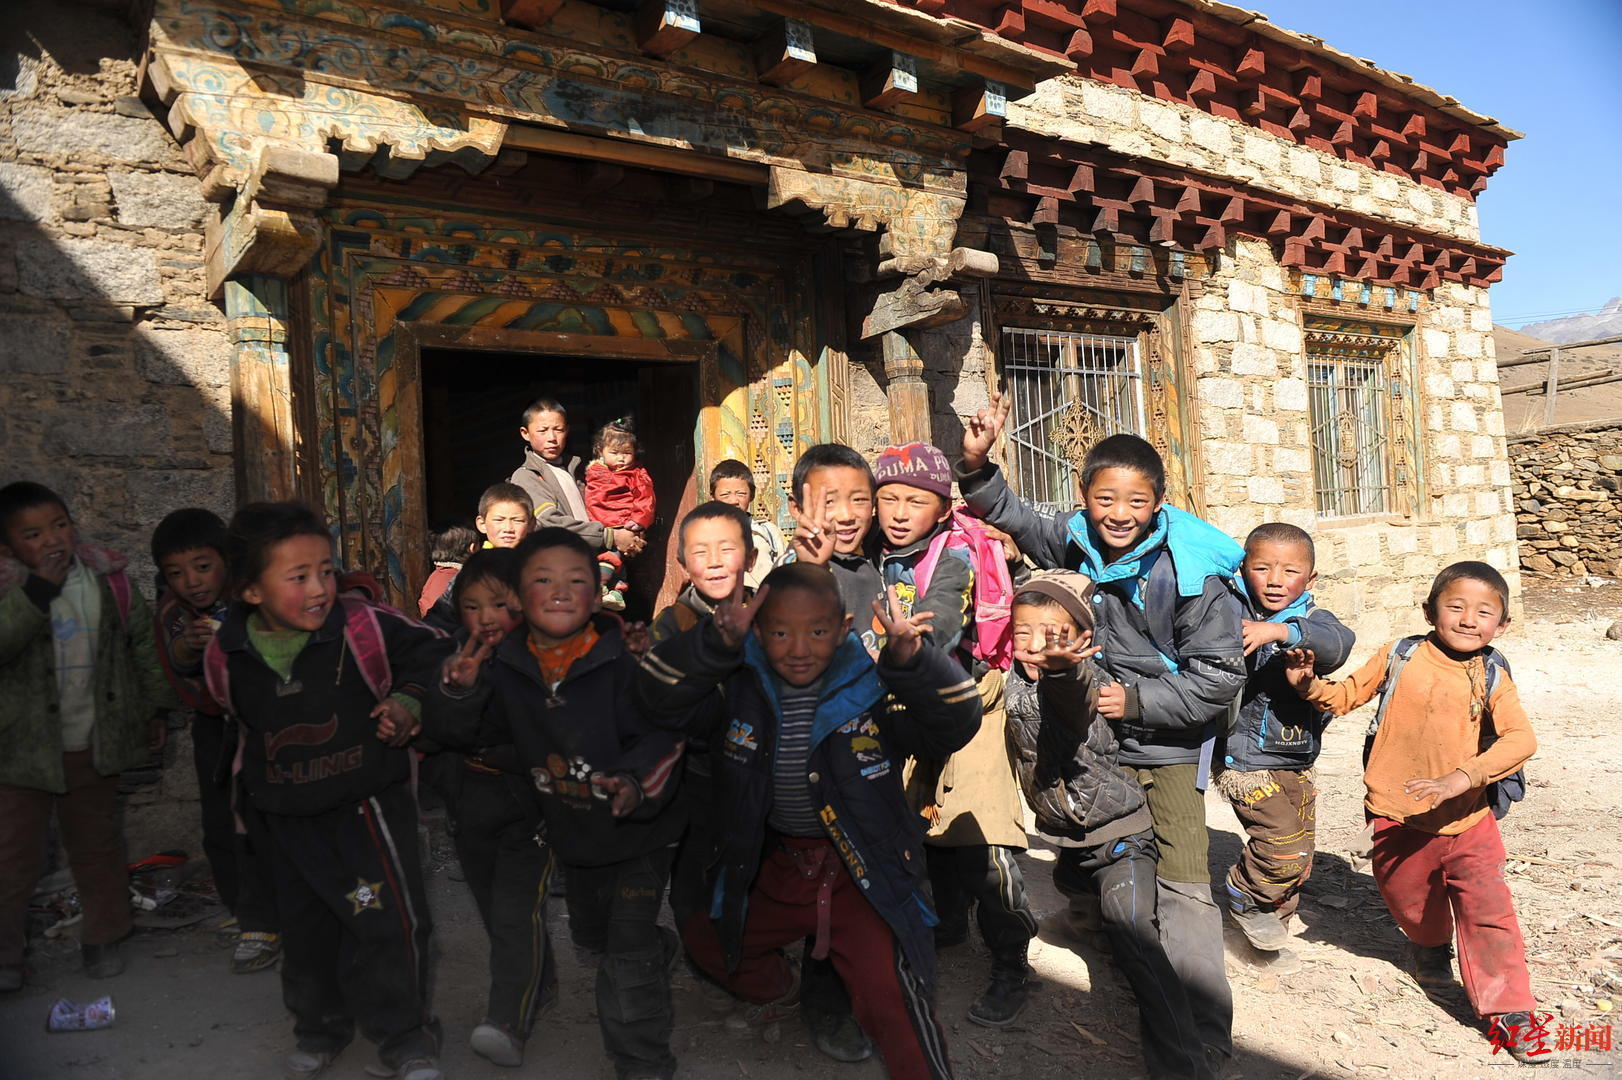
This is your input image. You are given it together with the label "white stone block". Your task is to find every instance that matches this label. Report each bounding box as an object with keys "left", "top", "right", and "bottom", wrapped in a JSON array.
[
  {"left": 1203, "top": 441, "right": 1253, "bottom": 476},
  {"left": 1242, "top": 414, "right": 1280, "bottom": 444},
  {"left": 1470, "top": 308, "right": 1495, "bottom": 332},
  {"left": 1422, "top": 328, "right": 1453, "bottom": 357},
  {"left": 0, "top": 162, "right": 53, "bottom": 222},
  {"left": 1080, "top": 82, "right": 1135, "bottom": 125},
  {"left": 1455, "top": 332, "right": 1483, "bottom": 358},
  {"left": 1489, "top": 459, "right": 1510, "bottom": 487},
  {"left": 1242, "top": 134, "right": 1281, "bottom": 170},
  {"left": 1330, "top": 165, "right": 1360, "bottom": 192},
  {"left": 109, "top": 170, "right": 209, "bottom": 229},
  {"left": 1407, "top": 187, "right": 1435, "bottom": 215},
  {"left": 1431, "top": 528, "right": 1458, "bottom": 556},
  {"left": 1425, "top": 374, "right": 1456, "bottom": 398},
  {"left": 1475, "top": 491, "right": 1501, "bottom": 517},
  {"left": 1288, "top": 148, "right": 1322, "bottom": 181},
  {"left": 1274, "top": 378, "right": 1307, "bottom": 411},
  {"left": 1465, "top": 519, "right": 1491, "bottom": 546},
  {"left": 1451, "top": 360, "right": 1476, "bottom": 384},
  {"left": 1261, "top": 319, "right": 1300, "bottom": 352},
  {"left": 1432, "top": 307, "right": 1465, "bottom": 330},
  {"left": 1227, "top": 280, "right": 1269, "bottom": 314},
  {"left": 1450, "top": 401, "right": 1479, "bottom": 432},
  {"left": 1470, "top": 435, "right": 1496, "bottom": 459},
  {"left": 1139, "top": 99, "right": 1184, "bottom": 142},
  {"left": 1455, "top": 464, "right": 1484, "bottom": 487},
  {"left": 1247, "top": 475, "right": 1285, "bottom": 504},
  {"left": 17, "top": 237, "right": 163, "bottom": 305},
  {"left": 1371, "top": 174, "right": 1400, "bottom": 201},
  {"left": 1434, "top": 434, "right": 1461, "bottom": 458},
  {"left": 1386, "top": 528, "right": 1419, "bottom": 555},
  {"left": 1189, "top": 114, "right": 1233, "bottom": 154},
  {"left": 1273, "top": 447, "right": 1311, "bottom": 474},
  {"left": 1199, "top": 377, "right": 1245, "bottom": 409},
  {"left": 1442, "top": 493, "right": 1470, "bottom": 517},
  {"left": 1230, "top": 342, "right": 1276, "bottom": 376},
  {"left": 1193, "top": 310, "right": 1240, "bottom": 342},
  {"left": 1485, "top": 410, "right": 1504, "bottom": 437}
]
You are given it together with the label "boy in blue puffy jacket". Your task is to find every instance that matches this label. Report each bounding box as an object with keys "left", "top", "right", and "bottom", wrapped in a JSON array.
[
  {"left": 956, "top": 401, "right": 1246, "bottom": 1071},
  {"left": 1215, "top": 523, "right": 1353, "bottom": 961}
]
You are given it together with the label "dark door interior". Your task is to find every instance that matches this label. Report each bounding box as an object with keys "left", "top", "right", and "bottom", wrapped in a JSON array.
[{"left": 420, "top": 348, "right": 697, "bottom": 619}]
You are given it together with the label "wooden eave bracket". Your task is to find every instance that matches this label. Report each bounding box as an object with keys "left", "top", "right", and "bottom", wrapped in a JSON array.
[
  {"left": 861, "top": 247, "right": 999, "bottom": 339},
  {"left": 499, "top": 0, "right": 565, "bottom": 29},
  {"left": 637, "top": 0, "right": 700, "bottom": 58}
]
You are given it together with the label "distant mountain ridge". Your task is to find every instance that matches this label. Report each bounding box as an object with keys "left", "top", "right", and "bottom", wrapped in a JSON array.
[{"left": 1522, "top": 297, "right": 1622, "bottom": 343}]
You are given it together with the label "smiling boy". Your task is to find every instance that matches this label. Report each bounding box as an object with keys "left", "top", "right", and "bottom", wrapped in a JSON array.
[
  {"left": 635, "top": 564, "right": 981, "bottom": 1080},
  {"left": 956, "top": 405, "right": 1246, "bottom": 1070},
  {"left": 1215, "top": 523, "right": 1353, "bottom": 963}
]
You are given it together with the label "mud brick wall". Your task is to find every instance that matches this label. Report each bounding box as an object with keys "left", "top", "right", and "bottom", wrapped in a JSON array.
[
  {"left": 0, "top": 2, "right": 233, "bottom": 583},
  {"left": 2, "top": 2, "right": 229, "bottom": 861},
  {"left": 1510, "top": 426, "right": 1622, "bottom": 578}
]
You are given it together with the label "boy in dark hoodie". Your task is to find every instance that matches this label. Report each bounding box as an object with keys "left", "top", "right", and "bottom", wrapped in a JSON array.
[
  {"left": 1006, "top": 571, "right": 1214, "bottom": 1080},
  {"left": 635, "top": 564, "right": 982, "bottom": 1080},
  {"left": 957, "top": 403, "right": 1246, "bottom": 1071},
  {"left": 433, "top": 528, "right": 684, "bottom": 1080},
  {"left": 1216, "top": 523, "right": 1354, "bottom": 967}
]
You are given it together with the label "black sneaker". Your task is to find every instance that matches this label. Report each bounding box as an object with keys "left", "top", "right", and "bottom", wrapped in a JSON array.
[
  {"left": 1489, "top": 1013, "right": 1558, "bottom": 1064},
  {"left": 1226, "top": 903, "right": 1290, "bottom": 951},
  {"left": 81, "top": 943, "right": 125, "bottom": 979},
  {"left": 807, "top": 1009, "right": 874, "bottom": 1063},
  {"left": 1407, "top": 941, "right": 1455, "bottom": 987},
  {"left": 967, "top": 975, "right": 1030, "bottom": 1027}
]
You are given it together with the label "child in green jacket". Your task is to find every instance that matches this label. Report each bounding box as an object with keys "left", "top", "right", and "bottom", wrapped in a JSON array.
[{"left": 0, "top": 482, "right": 171, "bottom": 990}]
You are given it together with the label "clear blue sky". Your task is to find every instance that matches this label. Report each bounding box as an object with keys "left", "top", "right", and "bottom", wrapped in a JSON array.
[{"left": 1252, "top": 0, "right": 1622, "bottom": 329}]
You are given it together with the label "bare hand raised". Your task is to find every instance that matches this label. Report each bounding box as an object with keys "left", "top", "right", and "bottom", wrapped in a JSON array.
[
  {"left": 714, "top": 581, "right": 769, "bottom": 650},
  {"left": 873, "top": 584, "right": 932, "bottom": 667},
  {"left": 960, "top": 390, "right": 1012, "bottom": 471},
  {"left": 1012, "top": 625, "right": 1100, "bottom": 672},
  {"left": 790, "top": 483, "right": 837, "bottom": 565},
  {"left": 1281, "top": 648, "right": 1318, "bottom": 694},
  {"left": 442, "top": 633, "right": 496, "bottom": 691},
  {"left": 1241, "top": 619, "right": 1290, "bottom": 657}
]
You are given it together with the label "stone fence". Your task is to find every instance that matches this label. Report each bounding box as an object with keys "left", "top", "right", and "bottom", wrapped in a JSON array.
[{"left": 1508, "top": 421, "right": 1622, "bottom": 577}]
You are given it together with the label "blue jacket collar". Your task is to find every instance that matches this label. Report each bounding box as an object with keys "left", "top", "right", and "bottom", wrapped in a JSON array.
[
  {"left": 1064, "top": 504, "right": 1243, "bottom": 597},
  {"left": 742, "top": 632, "right": 886, "bottom": 746},
  {"left": 1238, "top": 583, "right": 1314, "bottom": 624}
]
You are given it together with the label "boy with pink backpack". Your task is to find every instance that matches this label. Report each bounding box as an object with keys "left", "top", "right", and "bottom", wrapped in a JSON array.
[{"left": 871, "top": 443, "right": 1036, "bottom": 1027}]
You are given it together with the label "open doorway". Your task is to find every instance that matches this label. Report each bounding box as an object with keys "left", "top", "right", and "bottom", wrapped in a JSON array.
[{"left": 420, "top": 347, "right": 698, "bottom": 618}]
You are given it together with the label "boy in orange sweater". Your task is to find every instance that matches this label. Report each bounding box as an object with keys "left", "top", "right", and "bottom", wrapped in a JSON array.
[{"left": 1284, "top": 561, "right": 1548, "bottom": 1064}]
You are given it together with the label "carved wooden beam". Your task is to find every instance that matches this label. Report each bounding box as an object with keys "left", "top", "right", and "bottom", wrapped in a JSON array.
[
  {"left": 862, "top": 51, "right": 920, "bottom": 110},
  {"left": 204, "top": 145, "right": 338, "bottom": 297},
  {"left": 756, "top": 17, "right": 817, "bottom": 86},
  {"left": 636, "top": 0, "right": 700, "bottom": 58}
]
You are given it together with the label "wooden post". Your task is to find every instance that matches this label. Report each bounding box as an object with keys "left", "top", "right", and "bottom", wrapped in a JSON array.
[
  {"left": 1544, "top": 346, "right": 1561, "bottom": 427},
  {"left": 880, "top": 331, "right": 929, "bottom": 444},
  {"left": 225, "top": 275, "right": 299, "bottom": 503}
]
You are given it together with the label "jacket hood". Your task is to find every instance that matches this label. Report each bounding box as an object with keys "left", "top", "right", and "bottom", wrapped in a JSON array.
[
  {"left": 1064, "top": 504, "right": 1242, "bottom": 598},
  {"left": 0, "top": 544, "right": 127, "bottom": 599},
  {"left": 742, "top": 631, "right": 886, "bottom": 747}
]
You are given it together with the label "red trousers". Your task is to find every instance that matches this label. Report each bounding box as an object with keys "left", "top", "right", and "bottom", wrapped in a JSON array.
[
  {"left": 1371, "top": 813, "right": 1535, "bottom": 1016},
  {"left": 0, "top": 751, "right": 132, "bottom": 965},
  {"left": 682, "top": 837, "right": 953, "bottom": 1080}
]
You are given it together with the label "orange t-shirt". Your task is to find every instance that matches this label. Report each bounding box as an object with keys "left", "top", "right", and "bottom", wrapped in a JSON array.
[
  {"left": 1304, "top": 637, "right": 1536, "bottom": 835},
  {"left": 526, "top": 625, "right": 600, "bottom": 689}
]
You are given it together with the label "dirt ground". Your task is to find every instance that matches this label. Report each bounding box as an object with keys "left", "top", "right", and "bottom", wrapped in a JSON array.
[{"left": 3, "top": 581, "right": 1620, "bottom": 1080}]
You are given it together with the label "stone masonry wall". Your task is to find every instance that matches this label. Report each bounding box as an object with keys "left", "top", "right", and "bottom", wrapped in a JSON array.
[
  {"left": 1509, "top": 426, "right": 1622, "bottom": 578},
  {"left": 2, "top": 2, "right": 231, "bottom": 858}
]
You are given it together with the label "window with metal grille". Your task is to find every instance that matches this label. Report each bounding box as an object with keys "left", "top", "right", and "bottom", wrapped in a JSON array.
[
  {"left": 1306, "top": 353, "right": 1391, "bottom": 517},
  {"left": 1000, "top": 327, "right": 1144, "bottom": 511}
]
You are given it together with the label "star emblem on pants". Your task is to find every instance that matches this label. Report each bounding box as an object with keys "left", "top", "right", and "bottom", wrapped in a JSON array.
[{"left": 346, "top": 877, "right": 385, "bottom": 915}]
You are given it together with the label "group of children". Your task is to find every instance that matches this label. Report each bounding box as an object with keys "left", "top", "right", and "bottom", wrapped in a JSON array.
[{"left": 0, "top": 386, "right": 1555, "bottom": 1078}]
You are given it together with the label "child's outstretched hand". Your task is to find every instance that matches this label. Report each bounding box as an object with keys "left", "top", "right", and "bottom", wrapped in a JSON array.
[
  {"left": 873, "top": 584, "right": 934, "bottom": 667},
  {"left": 1241, "top": 619, "right": 1290, "bottom": 656},
  {"left": 181, "top": 616, "right": 219, "bottom": 656},
  {"left": 714, "top": 581, "right": 770, "bottom": 650},
  {"left": 790, "top": 482, "right": 837, "bottom": 565},
  {"left": 372, "top": 697, "right": 420, "bottom": 746},
  {"left": 616, "top": 530, "right": 647, "bottom": 558},
  {"left": 1281, "top": 648, "right": 1317, "bottom": 693},
  {"left": 592, "top": 773, "right": 643, "bottom": 817},
  {"left": 622, "top": 620, "right": 651, "bottom": 658},
  {"left": 960, "top": 389, "right": 1011, "bottom": 471},
  {"left": 1404, "top": 769, "right": 1471, "bottom": 808},
  {"left": 442, "top": 634, "right": 496, "bottom": 691},
  {"left": 1013, "top": 625, "right": 1099, "bottom": 673}
]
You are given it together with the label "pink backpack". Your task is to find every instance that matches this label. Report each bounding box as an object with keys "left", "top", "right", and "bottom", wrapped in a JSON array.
[
  {"left": 202, "top": 594, "right": 394, "bottom": 715},
  {"left": 914, "top": 508, "right": 1015, "bottom": 670}
]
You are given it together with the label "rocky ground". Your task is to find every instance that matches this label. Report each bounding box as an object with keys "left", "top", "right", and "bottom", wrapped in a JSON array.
[{"left": 3, "top": 582, "right": 1620, "bottom": 1080}]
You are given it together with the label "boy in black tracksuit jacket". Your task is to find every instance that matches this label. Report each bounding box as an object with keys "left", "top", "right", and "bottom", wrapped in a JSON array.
[
  {"left": 430, "top": 529, "right": 685, "bottom": 1080},
  {"left": 635, "top": 563, "right": 981, "bottom": 1080},
  {"left": 208, "top": 520, "right": 453, "bottom": 1080},
  {"left": 1216, "top": 523, "right": 1354, "bottom": 955},
  {"left": 955, "top": 426, "right": 1246, "bottom": 1066}
]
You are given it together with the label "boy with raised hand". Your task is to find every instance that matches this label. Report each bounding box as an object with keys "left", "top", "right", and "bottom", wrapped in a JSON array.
[
  {"left": 955, "top": 395, "right": 1246, "bottom": 1072},
  {"left": 0, "top": 482, "right": 173, "bottom": 990},
  {"left": 432, "top": 527, "right": 684, "bottom": 1080},
  {"left": 1216, "top": 523, "right": 1354, "bottom": 967},
  {"left": 635, "top": 565, "right": 981, "bottom": 1080}
]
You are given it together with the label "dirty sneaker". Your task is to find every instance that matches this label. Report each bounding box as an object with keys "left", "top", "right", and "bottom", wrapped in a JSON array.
[
  {"left": 968, "top": 975, "right": 1030, "bottom": 1028},
  {"left": 1225, "top": 890, "right": 1290, "bottom": 951},
  {"left": 1489, "top": 1013, "right": 1558, "bottom": 1064},
  {"left": 396, "top": 1057, "right": 445, "bottom": 1080},
  {"left": 232, "top": 931, "right": 282, "bottom": 974},
  {"left": 1407, "top": 941, "right": 1455, "bottom": 987},
  {"left": 283, "top": 1049, "right": 338, "bottom": 1080},
  {"left": 470, "top": 1020, "right": 523, "bottom": 1067},
  {"left": 807, "top": 1009, "right": 874, "bottom": 1063}
]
